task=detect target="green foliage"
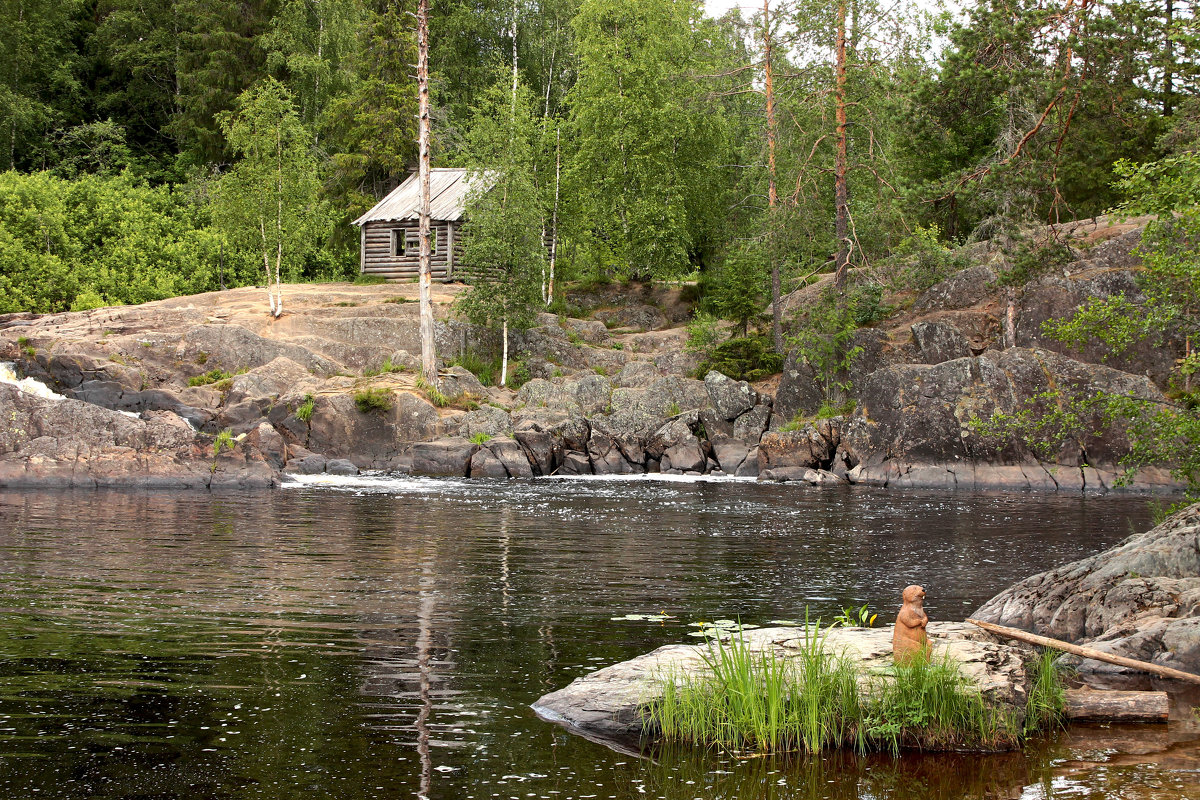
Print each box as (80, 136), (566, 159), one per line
(212, 428), (236, 456)
(886, 225), (968, 293)
(188, 369), (233, 387)
(506, 360), (531, 390)
(996, 237), (1074, 287)
(787, 287), (866, 407)
(447, 351), (502, 387)
(353, 387), (393, 413)
(832, 604), (878, 628)
(684, 312), (723, 358)
(705, 246), (766, 335)
(566, 0), (730, 280)
(363, 356), (405, 378)
(468, 432), (493, 445)
(295, 394), (315, 422)
(0, 172), (222, 313)
(699, 335), (783, 382)
(1024, 649), (1066, 735)
(648, 623), (1033, 756)
(215, 78), (325, 315)
(456, 73), (546, 385)
(413, 377), (451, 408)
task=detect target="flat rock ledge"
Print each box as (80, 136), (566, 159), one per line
(532, 622), (1032, 744)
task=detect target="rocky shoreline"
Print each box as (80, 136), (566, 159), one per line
(0, 217), (1188, 493)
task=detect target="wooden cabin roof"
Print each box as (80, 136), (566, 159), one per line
(353, 168), (491, 226)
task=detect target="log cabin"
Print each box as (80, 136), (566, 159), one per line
(352, 168), (481, 281)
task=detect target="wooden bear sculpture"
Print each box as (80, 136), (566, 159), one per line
(892, 584), (929, 664)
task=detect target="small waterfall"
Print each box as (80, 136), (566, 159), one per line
(0, 362), (64, 401)
(1, 361), (141, 419)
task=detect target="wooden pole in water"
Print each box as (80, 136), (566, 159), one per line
(967, 618), (1200, 685)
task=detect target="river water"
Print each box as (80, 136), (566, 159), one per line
(0, 476), (1195, 799)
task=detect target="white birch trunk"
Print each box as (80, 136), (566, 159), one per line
(500, 316), (509, 387)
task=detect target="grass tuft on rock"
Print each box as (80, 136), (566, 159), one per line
(354, 388), (393, 413)
(646, 627), (1060, 756)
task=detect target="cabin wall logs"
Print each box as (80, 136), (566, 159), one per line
(361, 221), (461, 280)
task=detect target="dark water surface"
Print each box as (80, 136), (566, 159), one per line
(0, 476), (1195, 799)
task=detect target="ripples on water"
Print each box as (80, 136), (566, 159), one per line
(0, 477), (1193, 799)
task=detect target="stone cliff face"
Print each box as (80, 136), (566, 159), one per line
(974, 503), (1200, 676)
(0, 217), (1187, 491)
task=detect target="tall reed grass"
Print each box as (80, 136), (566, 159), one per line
(645, 628), (1063, 756)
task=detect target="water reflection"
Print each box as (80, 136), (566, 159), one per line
(0, 481), (1186, 799)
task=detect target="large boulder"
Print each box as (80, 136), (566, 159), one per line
(469, 447), (509, 478)
(594, 304), (669, 332)
(843, 348), (1166, 469)
(911, 320), (972, 364)
(533, 623), (1034, 743)
(588, 431), (639, 475)
(974, 504), (1200, 676)
(914, 264), (998, 312)
(411, 438), (478, 477)
(487, 437), (534, 478)
(759, 422), (839, 471)
(704, 370), (756, 420)
(305, 390), (441, 470)
(456, 405), (512, 439)
(732, 403), (771, 442)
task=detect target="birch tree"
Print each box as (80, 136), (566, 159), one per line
(458, 75), (544, 387)
(216, 78), (320, 318)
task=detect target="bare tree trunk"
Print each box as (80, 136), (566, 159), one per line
(832, 0), (852, 291)
(763, 0), (783, 353)
(511, 0), (519, 116)
(417, 0), (438, 383)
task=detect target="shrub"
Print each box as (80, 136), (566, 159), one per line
(699, 335), (783, 382)
(684, 311), (722, 358)
(354, 388), (393, 413)
(886, 224), (968, 293)
(997, 238), (1074, 287)
(212, 428), (235, 456)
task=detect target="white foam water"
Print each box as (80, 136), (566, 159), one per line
(1, 361), (141, 419)
(0, 361), (64, 401)
(282, 470), (755, 493)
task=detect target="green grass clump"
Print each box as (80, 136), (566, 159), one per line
(189, 369), (232, 387)
(648, 625), (1052, 756)
(414, 376), (451, 408)
(354, 388), (394, 413)
(296, 394), (315, 422)
(363, 356), (406, 378)
(469, 432), (493, 445)
(353, 274), (387, 285)
(1023, 648), (1066, 735)
(447, 351), (501, 386)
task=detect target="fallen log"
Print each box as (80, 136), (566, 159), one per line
(1063, 688), (1169, 722)
(966, 618), (1200, 685)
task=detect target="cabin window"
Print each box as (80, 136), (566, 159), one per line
(391, 229), (406, 258)
(431, 229), (438, 255)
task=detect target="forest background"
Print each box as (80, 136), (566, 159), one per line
(0, 0), (1196, 332)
